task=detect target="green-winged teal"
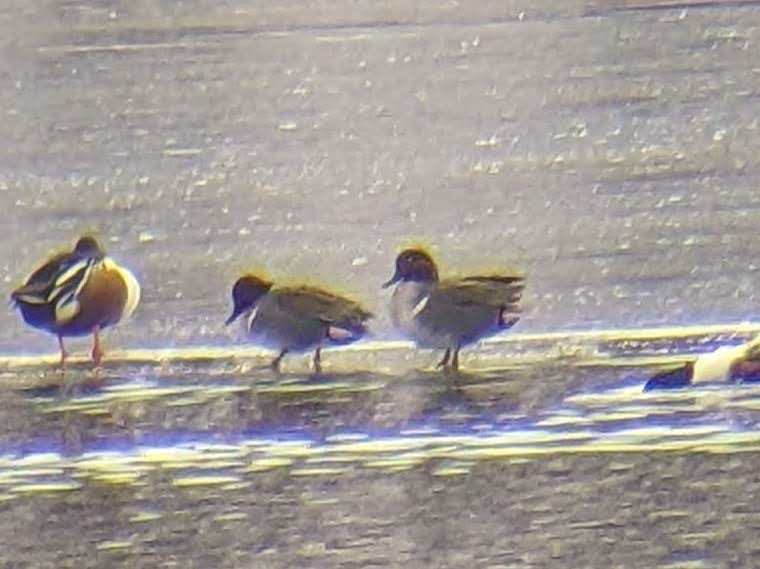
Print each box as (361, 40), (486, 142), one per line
(383, 248), (524, 371)
(226, 274), (372, 373)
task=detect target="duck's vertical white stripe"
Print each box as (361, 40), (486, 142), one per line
(246, 306), (260, 333)
(411, 295), (429, 317)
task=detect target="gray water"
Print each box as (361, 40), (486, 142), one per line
(2, 0), (760, 567)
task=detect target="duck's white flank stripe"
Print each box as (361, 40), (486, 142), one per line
(246, 306), (260, 333)
(411, 295), (429, 317)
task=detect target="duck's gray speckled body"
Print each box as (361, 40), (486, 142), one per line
(227, 275), (371, 373)
(384, 249), (524, 370)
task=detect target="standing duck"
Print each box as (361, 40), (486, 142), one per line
(382, 248), (525, 371)
(226, 274), (372, 373)
(11, 235), (141, 367)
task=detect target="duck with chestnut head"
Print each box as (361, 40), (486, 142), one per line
(226, 274), (372, 373)
(383, 248), (525, 371)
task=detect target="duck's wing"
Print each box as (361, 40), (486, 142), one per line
(436, 274), (525, 311)
(275, 287), (372, 338)
(11, 252), (98, 321)
(407, 274), (524, 337)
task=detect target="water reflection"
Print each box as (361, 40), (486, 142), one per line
(0, 335), (755, 502)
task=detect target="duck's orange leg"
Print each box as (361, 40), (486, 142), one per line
(57, 335), (69, 368)
(91, 325), (104, 367)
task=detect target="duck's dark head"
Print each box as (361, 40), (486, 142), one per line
(74, 235), (105, 260)
(226, 275), (273, 325)
(382, 248), (439, 288)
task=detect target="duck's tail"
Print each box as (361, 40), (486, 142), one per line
(325, 309), (373, 345)
(466, 275), (524, 329)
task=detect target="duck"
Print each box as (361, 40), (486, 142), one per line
(10, 235), (141, 367)
(226, 274), (372, 373)
(382, 248), (525, 371)
(644, 336), (760, 391)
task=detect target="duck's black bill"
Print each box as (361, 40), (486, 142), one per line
(382, 272), (400, 289)
(643, 363), (693, 392)
(225, 309), (243, 326)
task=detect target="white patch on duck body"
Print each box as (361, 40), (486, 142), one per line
(51, 259), (92, 297)
(52, 260), (97, 325)
(389, 281), (454, 348)
(411, 295), (429, 317)
(54, 295), (81, 324)
(245, 306), (260, 333)
(33, 259), (95, 324)
(692, 343), (749, 384)
(389, 281), (430, 337)
(326, 325), (354, 344)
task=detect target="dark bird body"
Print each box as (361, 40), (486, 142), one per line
(11, 236), (140, 366)
(227, 275), (371, 373)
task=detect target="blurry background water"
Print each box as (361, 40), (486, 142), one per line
(2, 0), (760, 567)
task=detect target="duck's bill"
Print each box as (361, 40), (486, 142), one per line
(382, 272), (400, 289)
(225, 309), (242, 326)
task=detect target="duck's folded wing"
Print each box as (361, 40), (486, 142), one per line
(11, 255), (95, 314)
(438, 274), (525, 310)
(276, 287), (372, 336)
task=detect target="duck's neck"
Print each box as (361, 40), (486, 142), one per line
(390, 280), (433, 331)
